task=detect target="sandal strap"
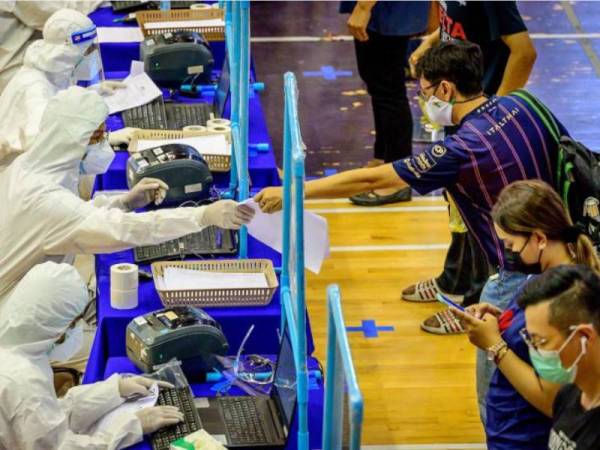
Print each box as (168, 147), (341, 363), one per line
(435, 309), (464, 334)
(415, 278), (439, 300)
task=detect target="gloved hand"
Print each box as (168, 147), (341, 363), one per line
(198, 200), (255, 229)
(119, 375), (174, 399)
(121, 177), (169, 210)
(135, 406), (184, 434)
(109, 127), (139, 147)
(92, 80), (127, 95)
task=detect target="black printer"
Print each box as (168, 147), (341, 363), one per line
(127, 144), (213, 205)
(126, 306), (229, 374)
(141, 30), (214, 88)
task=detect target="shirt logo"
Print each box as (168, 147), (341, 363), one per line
(548, 429), (576, 450)
(431, 145), (447, 158)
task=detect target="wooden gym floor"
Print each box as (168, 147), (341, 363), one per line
(304, 198), (485, 447)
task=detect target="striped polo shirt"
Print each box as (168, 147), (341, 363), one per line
(393, 94), (567, 268)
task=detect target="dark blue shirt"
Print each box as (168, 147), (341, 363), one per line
(393, 94), (567, 268)
(439, 1), (528, 95)
(486, 286), (552, 450)
(339, 1), (429, 37)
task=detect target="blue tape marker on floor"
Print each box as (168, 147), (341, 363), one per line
(324, 168), (338, 176)
(346, 320), (395, 338)
(303, 65), (353, 80)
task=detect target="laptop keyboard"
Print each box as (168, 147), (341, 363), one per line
(165, 103), (212, 128)
(152, 387), (203, 450)
(134, 227), (237, 263)
(219, 397), (269, 445)
(122, 97), (169, 130)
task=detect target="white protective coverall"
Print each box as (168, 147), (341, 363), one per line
(0, 86), (236, 304)
(0, 7), (104, 162)
(0, 1), (102, 94)
(0, 261), (145, 449)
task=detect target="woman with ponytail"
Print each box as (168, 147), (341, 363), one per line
(452, 179), (600, 450)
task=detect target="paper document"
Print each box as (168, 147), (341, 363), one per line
(243, 199), (330, 274)
(97, 27), (144, 43)
(144, 19), (225, 30)
(91, 383), (159, 433)
(130, 60), (145, 76)
(160, 267), (268, 290)
(137, 134), (231, 156)
(104, 72), (162, 115)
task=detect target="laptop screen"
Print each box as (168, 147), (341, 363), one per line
(272, 328), (297, 431)
(213, 55), (230, 118)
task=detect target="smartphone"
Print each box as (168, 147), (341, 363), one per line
(436, 293), (466, 312)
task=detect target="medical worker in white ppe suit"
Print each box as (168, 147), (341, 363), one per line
(0, 8), (133, 166)
(0, 261), (184, 449)
(0, 1), (103, 93)
(0, 86), (254, 306)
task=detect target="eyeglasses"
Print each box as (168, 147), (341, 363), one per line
(520, 325), (579, 354)
(417, 81), (441, 102)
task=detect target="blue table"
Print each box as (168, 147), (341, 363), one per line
(84, 235), (315, 385)
(92, 356), (324, 450)
(100, 88), (278, 192)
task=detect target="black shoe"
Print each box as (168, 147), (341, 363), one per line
(349, 187), (412, 206)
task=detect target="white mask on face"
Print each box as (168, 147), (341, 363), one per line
(425, 95), (455, 127)
(48, 322), (84, 362)
(80, 140), (115, 175)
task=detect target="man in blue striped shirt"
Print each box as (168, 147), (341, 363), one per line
(256, 40), (566, 273)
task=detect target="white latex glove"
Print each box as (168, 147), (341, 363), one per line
(109, 127), (139, 146)
(121, 177), (169, 210)
(92, 80), (127, 95)
(198, 200), (255, 230)
(118, 375), (174, 399)
(136, 406), (184, 434)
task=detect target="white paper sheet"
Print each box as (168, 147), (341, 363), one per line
(242, 199), (330, 274)
(144, 18), (225, 30)
(130, 60), (145, 76)
(97, 27), (144, 43)
(104, 72), (162, 115)
(90, 383), (159, 434)
(137, 134), (231, 156)
(161, 267), (268, 290)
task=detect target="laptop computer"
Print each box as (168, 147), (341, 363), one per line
(196, 327), (296, 449)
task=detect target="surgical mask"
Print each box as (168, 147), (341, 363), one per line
(48, 322), (84, 362)
(528, 330), (587, 384)
(425, 95), (455, 127)
(80, 140), (115, 175)
(504, 235), (543, 274)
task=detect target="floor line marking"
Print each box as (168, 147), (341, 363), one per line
(362, 445), (487, 450)
(561, 1), (600, 77)
(331, 244), (448, 252)
(312, 206), (447, 214)
(251, 33), (600, 43)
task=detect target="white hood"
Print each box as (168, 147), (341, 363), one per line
(18, 85), (108, 188)
(0, 262), (88, 356)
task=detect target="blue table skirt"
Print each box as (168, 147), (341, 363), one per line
(85, 235), (315, 384)
(94, 356), (324, 450)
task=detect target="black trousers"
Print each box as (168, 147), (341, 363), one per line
(436, 231), (492, 306)
(354, 31), (413, 163)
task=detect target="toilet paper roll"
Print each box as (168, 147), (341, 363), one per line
(207, 125), (231, 133)
(206, 118), (231, 128)
(190, 3), (211, 9)
(110, 263), (138, 290)
(183, 125), (207, 133)
(111, 287), (138, 310)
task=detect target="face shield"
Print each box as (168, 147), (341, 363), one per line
(70, 25), (105, 89)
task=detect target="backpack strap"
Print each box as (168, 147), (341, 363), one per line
(511, 89), (561, 143)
